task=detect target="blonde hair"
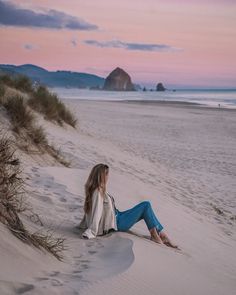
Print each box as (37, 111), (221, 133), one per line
(84, 163), (109, 214)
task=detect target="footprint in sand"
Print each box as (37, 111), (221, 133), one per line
(74, 197), (84, 203)
(85, 242), (94, 248)
(39, 195), (53, 204)
(74, 215), (81, 221)
(80, 263), (89, 270)
(49, 271), (60, 277)
(50, 279), (63, 286)
(35, 277), (50, 282)
(88, 250), (97, 255)
(73, 270), (83, 274)
(79, 259), (90, 263)
(16, 284), (35, 294)
(69, 204), (83, 212)
(31, 167), (38, 172)
(72, 274), (83, 279)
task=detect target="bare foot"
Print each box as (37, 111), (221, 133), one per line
(150, 236), (164, 244)
(163, 240), (179, 249)
(149, 227), (164, 244)
(159, 231), (180, 249)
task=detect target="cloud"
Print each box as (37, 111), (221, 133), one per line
(0, 0), (98, 30)
(71, 38), (77, 47)
(84, 39), (182, 52)
(23, 43), (38, 50)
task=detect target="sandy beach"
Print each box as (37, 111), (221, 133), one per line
(1, 99), (236, 295)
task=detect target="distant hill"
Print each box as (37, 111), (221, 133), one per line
(0, 64), (105, 89)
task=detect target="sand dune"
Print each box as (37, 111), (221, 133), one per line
(1, 99), (235, 294)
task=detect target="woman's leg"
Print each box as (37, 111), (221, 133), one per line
(116, 201), (164, 243)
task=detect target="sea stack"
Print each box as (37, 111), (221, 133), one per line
(156, 83), (166, 91)
(103, 67), (135, 91)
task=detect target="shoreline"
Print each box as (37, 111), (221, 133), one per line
(62, 98), (236, 111)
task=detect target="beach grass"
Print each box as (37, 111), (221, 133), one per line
(0, 77), (71, 166)
(0, 94), (70, 166)
(0, 74), (33, 93)
(3, 94), (35, 129)
(0, 82), (5, 98)
(28, 85), (77, 128)
(0, 131), (66, 260)
(0, 74), (77, 128)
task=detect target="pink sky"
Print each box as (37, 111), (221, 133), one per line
(0, 0), (236, 88)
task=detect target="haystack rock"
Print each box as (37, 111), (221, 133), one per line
(103, 67), (135, 91)
(156, 82), (166, 91)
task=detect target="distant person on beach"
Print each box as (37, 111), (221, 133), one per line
(78, 163), (178, 248)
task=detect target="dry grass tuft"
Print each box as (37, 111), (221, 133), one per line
(0, 77), (71, 166)
(1, 94), (70, 166)
(0, 74), (77, 128)
(0, 74), (15, 88)
(0, 82), (5, 98)
(45, 144), (71, 167)
(0, 74), (33, 93)
(1, 94), (49, 151)
(0, 134), (26, 214)
(28, 85), (77, 128)
(0, 131), (66, 260)
(14, 75), (33, 93)
(3, 95), (34, 129)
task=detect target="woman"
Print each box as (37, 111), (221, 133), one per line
(78, 163), (178, 248)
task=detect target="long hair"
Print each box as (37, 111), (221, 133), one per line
(84, 163), (109, 214)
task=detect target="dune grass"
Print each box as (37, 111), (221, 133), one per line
(1, 94), (70, 166)
(3, 95), (35, 130)
(0, 74), (15, 88)
(2, 94), (48, 147)
(0, 82), (5, 98)
(0, 132), (65, 260)
(14, 74), (34, 93)
(0, 74), (33, 93)
(0, 74), (77, 128)
(28, 85), (77, 127)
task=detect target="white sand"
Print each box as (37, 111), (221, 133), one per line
(0, 100), (235, 295)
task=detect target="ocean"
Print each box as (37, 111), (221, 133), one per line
(50, 88), (236, 108)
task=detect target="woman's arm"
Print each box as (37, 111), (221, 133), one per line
(82, 189), (104, 239)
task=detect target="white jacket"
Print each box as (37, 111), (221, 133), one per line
(78, 188), (118, 239)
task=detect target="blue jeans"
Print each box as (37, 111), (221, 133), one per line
(115, 201), (164, 233)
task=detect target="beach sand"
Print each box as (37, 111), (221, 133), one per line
(0, 99), (235, 295)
